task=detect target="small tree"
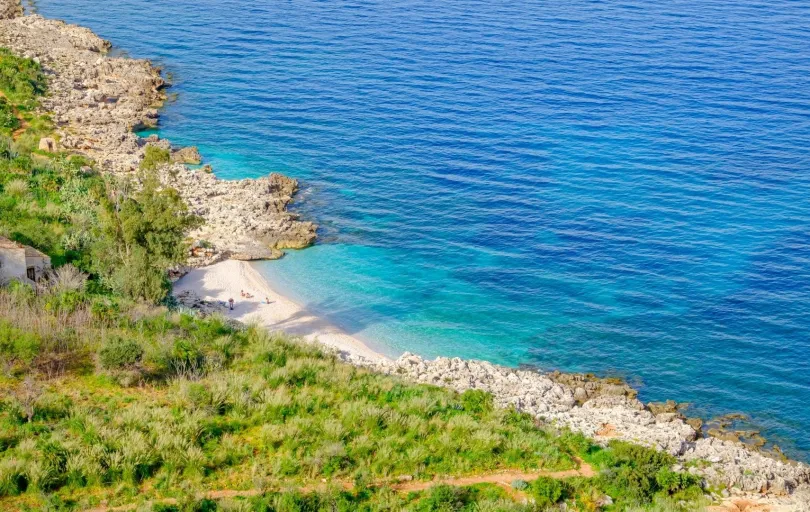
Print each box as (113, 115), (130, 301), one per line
(93, 172), (201, 303)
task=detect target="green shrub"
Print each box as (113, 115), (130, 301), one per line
(0, 98), (18, 132)
(3, 178), (27, 197)
(530, 476), (565, 507)
(0, 48), (47, 104)
(416, 484), (472, 512)
(99, 336), (144, 369)
(0, 320), (41, 369)
(592, 440), (702, 506)
(460, 389), (494, 414)
(140, 145), (171, 171)
(44, 290), (87, 314)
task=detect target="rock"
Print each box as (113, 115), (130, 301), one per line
(0, 0), (21, 20)
(174, 289), (228, 317)
(159, 166), (317, 259)
(38, 137), (56, 152)
(171, 145), (201, 164)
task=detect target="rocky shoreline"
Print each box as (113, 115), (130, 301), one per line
(0, 2), (316, 261)
(349, 353), (810, 506)
(2, 1), (809, 508)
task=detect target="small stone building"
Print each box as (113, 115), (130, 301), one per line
(0, 236), (51, 284)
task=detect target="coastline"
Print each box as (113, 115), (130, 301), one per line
(177, 261), (810, 505)
(2, 1), (810, 507)
(173, 260), (387, 363)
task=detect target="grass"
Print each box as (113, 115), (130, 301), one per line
(0, 136), (102, 268)
(0, 288), (586, 507)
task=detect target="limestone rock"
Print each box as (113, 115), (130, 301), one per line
(0, 0), (21, 20)
(38, 137), (56, 152)
(171, 146), (202, 165)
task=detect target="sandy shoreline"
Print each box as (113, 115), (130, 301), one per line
(173, 259), (388, 363)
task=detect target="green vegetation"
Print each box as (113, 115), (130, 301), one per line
(0, 48), (47, 105)
(0, 285), (706, 511)
(0, 98), (19, 132)
(0, 287), (583, 507)
(91, 172), (201, 302)
(0, 48), (51, 146)
(140, 145), (172, 171)
(0, 49), (709, 511)
(0, 135), (199, 302)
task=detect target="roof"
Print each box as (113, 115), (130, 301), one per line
(0, 236), (24, 251)
(0, 236), (49, 258)
(24, 246), (49, 259)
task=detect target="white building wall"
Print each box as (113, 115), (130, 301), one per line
(0, 249), (27, 282)
(25, 255), (51, 280)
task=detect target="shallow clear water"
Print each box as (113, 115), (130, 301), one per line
(34, 0), (810, 459)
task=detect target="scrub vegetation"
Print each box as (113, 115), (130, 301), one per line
(0, 50), (708, 511)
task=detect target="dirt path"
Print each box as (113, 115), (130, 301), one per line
(88, 460), (595, 512)
(389, 460), (595, 494)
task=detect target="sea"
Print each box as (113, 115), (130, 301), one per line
(32, 0), (810, 460)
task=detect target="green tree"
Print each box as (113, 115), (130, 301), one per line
(94, 172), (200, 303)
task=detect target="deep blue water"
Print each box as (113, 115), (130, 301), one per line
(34, 0), (810, 459)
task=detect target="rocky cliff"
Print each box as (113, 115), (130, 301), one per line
(0, 13), (316, 261)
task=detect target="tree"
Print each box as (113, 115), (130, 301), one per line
(93, 172), (201, 303)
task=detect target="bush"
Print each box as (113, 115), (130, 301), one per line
(593, 440), (702, 506)
(416, 484), (472, 512)
(140, 145), (171, 171)
(530, 476), (565, 507)
(0, 48), (47, 104)
(0, 98), (18, 132)
(3, 178), (27, 197)
(0, 320), (40, 369)
(461, 389), (494, 414)
(99, 336), (144, 370)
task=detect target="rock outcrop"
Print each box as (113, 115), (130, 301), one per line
(350, 352), (810, 507)
(160, 163), (317, 260)
(0, 13), (316, 261)
(171, 145), (202, 165)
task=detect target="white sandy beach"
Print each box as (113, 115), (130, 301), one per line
(173, 260), (388, 362)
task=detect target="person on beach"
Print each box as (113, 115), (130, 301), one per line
(266, 297), (270, 304)
(228, 298), (234, 311)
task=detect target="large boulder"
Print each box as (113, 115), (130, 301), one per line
(171, 146), (202, 165)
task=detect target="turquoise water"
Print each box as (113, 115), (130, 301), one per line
(35, 0), (810, 459)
